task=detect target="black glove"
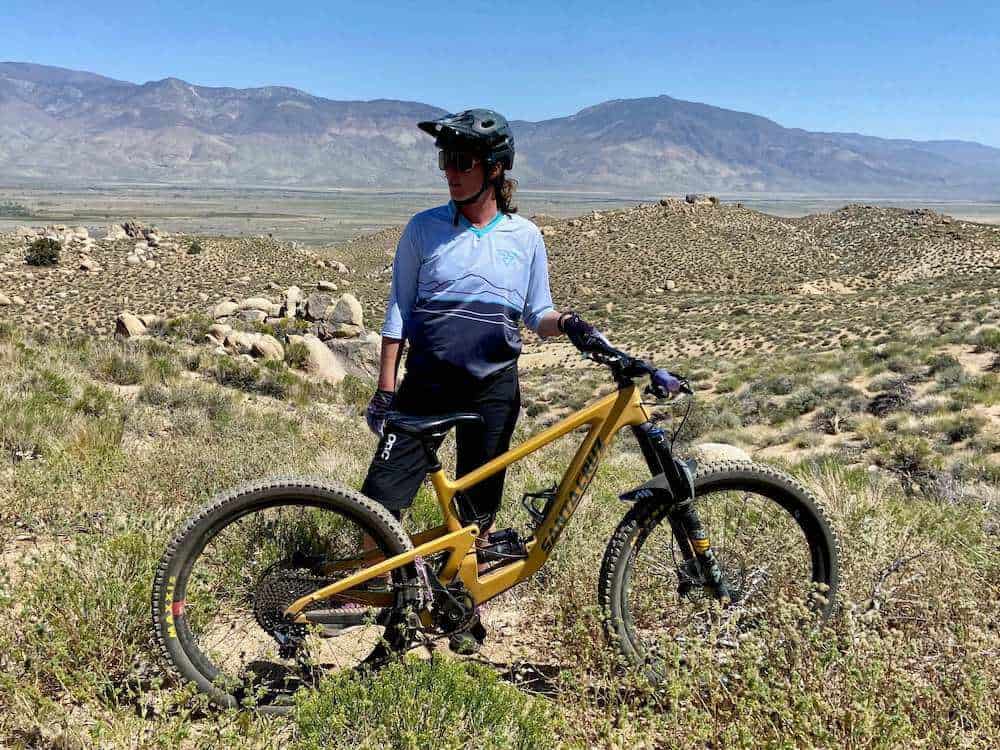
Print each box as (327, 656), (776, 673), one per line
(365, 389), (395, 436)
(559, 312), (612, 353)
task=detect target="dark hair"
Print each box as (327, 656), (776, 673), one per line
(494, 170), (518, 215)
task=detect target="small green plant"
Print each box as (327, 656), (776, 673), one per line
(73, 383), (116, 417)
(164, 314), (213, 343)
(187, 239), (204, 255)
(284, 339), (310, 369)
(971, 326), (1000, 353)
(339, 374), (370, 408)
(294, 656), (558, 750)
(25, 237), (61, 266)
(95, 351), (145, 385)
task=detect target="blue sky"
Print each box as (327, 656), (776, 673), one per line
(4, 1), (999, 146)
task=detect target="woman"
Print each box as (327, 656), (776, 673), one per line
(362, 108), (606, 652)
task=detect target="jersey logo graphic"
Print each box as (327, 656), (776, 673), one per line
(381, 433), (397, 461)
(498, 249), (519, 266)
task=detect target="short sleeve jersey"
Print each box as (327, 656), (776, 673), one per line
(381, 202), (555, 380)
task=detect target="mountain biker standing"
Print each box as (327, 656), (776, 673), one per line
(362, 108), (607, 653)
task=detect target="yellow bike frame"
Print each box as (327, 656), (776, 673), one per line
(285, 383), (652, 622)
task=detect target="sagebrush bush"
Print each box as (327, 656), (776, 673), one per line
(284, 339), (310, 369)
(24, 237), (61, 266)
(294, 656), (558, 750)
(95, 350), (145, 385)
(971, 326), (1000, 353)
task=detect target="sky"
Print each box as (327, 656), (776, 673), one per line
(4, 1), (999, 147)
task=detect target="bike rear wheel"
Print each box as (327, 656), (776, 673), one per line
(599, 460), (839, 682)
(151, 477), (414, 714)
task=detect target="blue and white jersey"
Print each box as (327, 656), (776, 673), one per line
(381, 202), (555, 379)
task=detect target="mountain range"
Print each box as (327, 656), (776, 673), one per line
(2, 61), (998, 197)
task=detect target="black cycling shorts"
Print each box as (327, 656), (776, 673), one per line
(360, 364), (520, 520)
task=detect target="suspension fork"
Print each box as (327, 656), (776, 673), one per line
(629, 422), (733, 601)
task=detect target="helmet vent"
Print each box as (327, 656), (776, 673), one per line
(482, 119), (495, 128)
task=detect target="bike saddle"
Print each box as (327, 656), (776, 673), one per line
(383, 411), (484, 438)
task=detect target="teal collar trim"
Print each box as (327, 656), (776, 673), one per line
(449, 200), (504, 237)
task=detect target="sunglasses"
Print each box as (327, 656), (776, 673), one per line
(438, 150), (480, 172)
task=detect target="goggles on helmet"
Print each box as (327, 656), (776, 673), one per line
(438, 150), (480, 173)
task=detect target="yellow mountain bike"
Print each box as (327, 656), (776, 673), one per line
(151, 341), (840, 713)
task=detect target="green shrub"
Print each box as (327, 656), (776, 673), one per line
(4, 530), (162, 706)
(95, 351), (145, 385)
(339, 374), (370, 408)
(284, 339), (310, 369)
(972, 327), (1000, 353)
(934, 414), (984, 444)
(186, 239), (204, 255)
(875, 435), (942, 478)
(25, 237), (61, 266)
(213, 355), (260, 392)
(294, 656), (558, 750)
(73, 383), (117, 417)
(163, 314), (213, 343)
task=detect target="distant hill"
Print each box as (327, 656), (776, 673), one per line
(2, 61), (999, 196)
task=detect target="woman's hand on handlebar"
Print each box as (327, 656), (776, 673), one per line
(558, 312), (613, 353)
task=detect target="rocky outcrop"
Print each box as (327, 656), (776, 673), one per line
(690, 443), (752, 464)
(115, 311), (147, 338)
(289, 334), (346, 384)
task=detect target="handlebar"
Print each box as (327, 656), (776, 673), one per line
(578, 334), (693, 398)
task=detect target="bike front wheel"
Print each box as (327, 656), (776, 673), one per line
(599, 460), (840, 682)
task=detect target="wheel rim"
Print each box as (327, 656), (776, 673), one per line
(621, 485), (831, 673)
(168, 499), (408, 707)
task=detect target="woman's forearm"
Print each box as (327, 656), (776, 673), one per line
(377, 337), (404, 391)
(536, 309), (565, 339)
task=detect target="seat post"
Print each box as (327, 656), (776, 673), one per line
(420, 436), (443, 472)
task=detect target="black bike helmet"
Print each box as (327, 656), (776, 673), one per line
(418, 109), (515, 170)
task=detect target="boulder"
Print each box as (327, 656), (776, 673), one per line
(0, 293), (10, 306)
(305, 292), (333, 321)
(206, 323), (232, 344)
(11, 295), (24, 306)
(115, 312), (147, 338)
(251, 334), (284, 361)
(143, 259), (156, 269)
(104, 224), (128, 241)
(224, 330), (258, 354)
(317, 280), (338, 291)
(284, 285), (302, 317)
(289, 334), (346, 384)
(238, 309), (267, 323)
(126, 255), (141, 266)
(324, 332), (380, 379)
(665, 280), (677, 291)
(318, 322), (363, 339)
(213, 300), (239, 318)
(329, 260), (349, 274)
(138, 314), (163, 328)
(328, 293), (364, 327)
(122, 220), (145, 239)
(239, 297), (274, 311)
(690, 443), (752, 464)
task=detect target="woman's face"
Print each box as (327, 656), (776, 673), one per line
(443, 153), (486, 202)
